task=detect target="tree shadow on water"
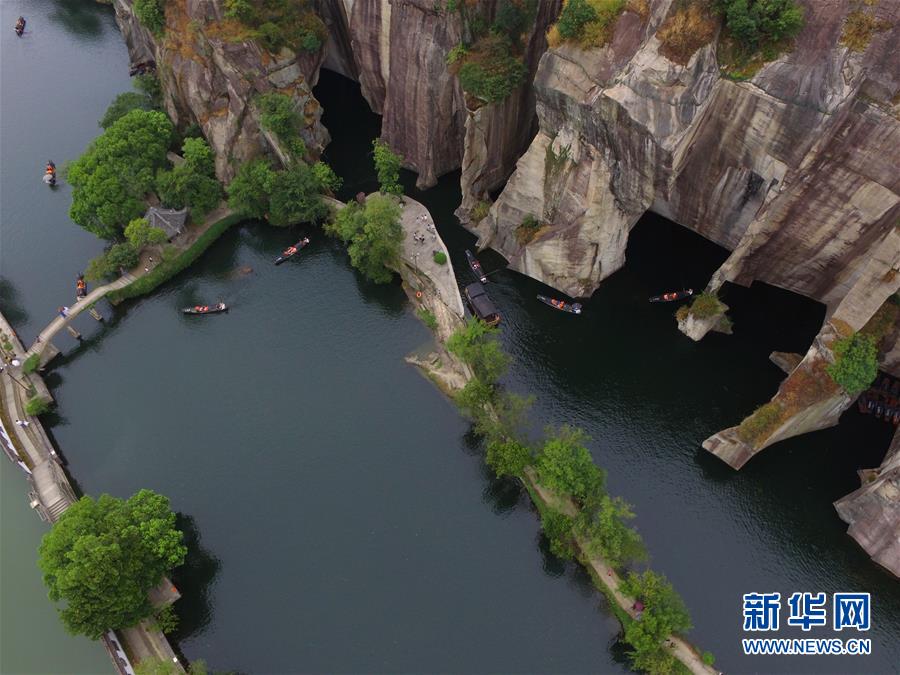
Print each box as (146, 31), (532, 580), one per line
(170, 514), (220, 644)
(0, 277), (29, 326)
(48, 0), (111, 39)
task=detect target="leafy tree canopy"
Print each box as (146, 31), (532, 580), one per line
(227, 159), (277, 220)
(125, 217), (168, 249)
(346, 194), (403, 283)
(68, 109), (174, 240)
(827, 332), (878, 395)
(100, 92), (157, 130)
(446, 317), (509, 383)
(267, 162), (329, 227)
(372, 139), (403, 196)
(38, 490), (186, 639)
(535, 425), (605, 501)
(717, 0), (804, 50)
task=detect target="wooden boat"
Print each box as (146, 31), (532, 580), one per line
(465, 249), (488, 283)
(182, 302), (227, 315)
(464, 282), (500, 326)
(537, 295), (582, 315)
(274, 237), (310, 265)
(649, 289), (693, 303)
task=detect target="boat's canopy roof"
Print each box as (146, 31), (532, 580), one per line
(465, 282), (499, 320)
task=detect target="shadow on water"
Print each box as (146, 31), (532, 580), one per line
(47, 0), (111, 39)
(170, 514), (220, 644)
(0, 277), (29, 326)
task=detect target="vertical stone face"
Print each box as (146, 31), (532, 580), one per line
(113, 0), (330, 182)
(479, 0), (900, 315)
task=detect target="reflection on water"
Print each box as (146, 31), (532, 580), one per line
(47, 0), (109, 39)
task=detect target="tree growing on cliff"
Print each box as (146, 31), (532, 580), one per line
(38, 489), (187, 639)
(826, 332), (878, 395)
(267, 163), (329, 227)
(227, 159), (277, 220)
(133, 0), (167, 36)
(258, 92), (307, 157)
(68, 109), (174, 240)
(100, 92), (158, 130)
(372, 139), (403, 196)
(716, 0), (804, 51)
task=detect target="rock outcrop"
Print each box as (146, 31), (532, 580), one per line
(472, 0), (900, 305)
(835, 426), (900, 577)
(112, 0), (329, 181)
(318, 0), (559, 189)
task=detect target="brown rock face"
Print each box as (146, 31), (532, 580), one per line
(474, 0), (900, 309)
(112, 0), (329, 181)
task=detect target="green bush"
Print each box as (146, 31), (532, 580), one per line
(25, 396), (53, 416)
(133, 74), (162, 106)
(540, 509), (576, 560)
(716, 0), (804, 51)
(433, 251), (448, 265)
(224, 0), (326, 53)
(324, 196), (403, 283)
(827, 333), (878, 395)
(471, 200), (491, 222)
(100, 92), (156, 130)
(125, 217), (168, 249)
(133, 0), (166, 35)
(620, 570), (692, 671)
(417, 307), (438, 331)
(68, 109), (174, 240)
(258, 93), (307, 157)
(485, 437), (532, 478)
(267, 163), (328, 227)
(312, 161), (342, 194)
(557, 0), (598, 40)
(447, 317), (509, 383)
(22, 353), (40, 374)
(372, 139), (403, 196)
(228, 159), (277, 219)
(458, 36), (527, 103)
(574, 494), (645, 568)
(446, 43), (469, 65)
(535, 425), (605, 502)
(702, 651), (716, 666)
(736, 401), (783, 444)
(155, 138), (222, 218)
(687, 291), (724, 319)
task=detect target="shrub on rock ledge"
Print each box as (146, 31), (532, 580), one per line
(827, 332), (878, 396)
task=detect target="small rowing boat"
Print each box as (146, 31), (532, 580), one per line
(274, 237), (310, 265)
(465, 249), (487, 283)
(649, 288), (693, 303)
(182, 302), (227, 315)
(537, 295), (582, 315)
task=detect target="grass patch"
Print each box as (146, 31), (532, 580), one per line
(107, 212), (243, 303)
(457, 35), (527, 104)
(657, 1), (718, 64)
(515, 214), (542, 245)
(686, 291), (724, 319)
(22, 354), (41, 374)
(841, 6), (891, 52)
(553, 0), (627, 49)
(417, 308), (438, 331)
(471, 200), (491, 223)
(737, 401), (783, 445)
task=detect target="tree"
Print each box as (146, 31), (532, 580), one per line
(323, 202), (365, 243)
(827, 332), (878, 395)
(155, 138), (222, 218)
(557, 0), (597, 40)
(312, 161), (342, 194)
(25, 396), (53, 416)
(258, 92), (306, 156)
(38, 489), (186, 639)
(620, 570), (692, 670)
(125, 217), (168, 249)
(574, 494), (645, 567)
(100, 92), (156, 130)
(106, 242), (141, 272)
(68, 109), (173, 240)
(540, 509), (575, 560)
(346, 195), (403, 283)
(267, 163), (328, 227)
(535, 426), (605, 501)
(227, 159), (276, 219)
(485, 437), (532, 478)
(133, 0), (166, 35)
(372, 139), (403, 196)
(446, 317), (509, 383)
(717, 0), (804, 50)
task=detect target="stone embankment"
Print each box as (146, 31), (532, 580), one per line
(0, 309), (183, 675)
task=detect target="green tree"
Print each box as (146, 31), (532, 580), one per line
(446, 317), (509, 383)
(100, 92), (156, 130)
(312, 161), (342, 194)
(258, 92), (306, 156)
(324, 202), (365, 243)
(133, 74), (163, 106)
(134, 0), (166, 35)
(267, 163), (328, 227)
(485, 437), (532, 478)
(574, 494), (645, 567)
(620, 570), (692, 671)
(125, 217), (168, 249)
(68, 109), (174, 240)
(372, 139), (403, 196)
(346, 194), (403, 283)
(454, 376), (496, 425)
(227, 159), (277, 219)
(827, 332), (878, 395)
(155, 138), (221, 218)
(106, 242), (141, 272)
(717, 0), (804, 50)
(540, 509), (575, 560)
(38, 489), (186, 639)
(25, 397), (53, 416)
(535, 426), (605, 501)
(557, 0), (597, 40)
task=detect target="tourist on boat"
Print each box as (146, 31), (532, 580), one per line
(15, 17), (25, 36)
(46, 161), (56, 174)
(284, 246), (297, 256)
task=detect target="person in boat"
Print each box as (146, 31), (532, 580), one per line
(15, 17), (25, 35)
(302, 237), (310, 245)
(283, 245), (298, 257)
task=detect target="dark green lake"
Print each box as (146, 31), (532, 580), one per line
(2, 2), (899, 673)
